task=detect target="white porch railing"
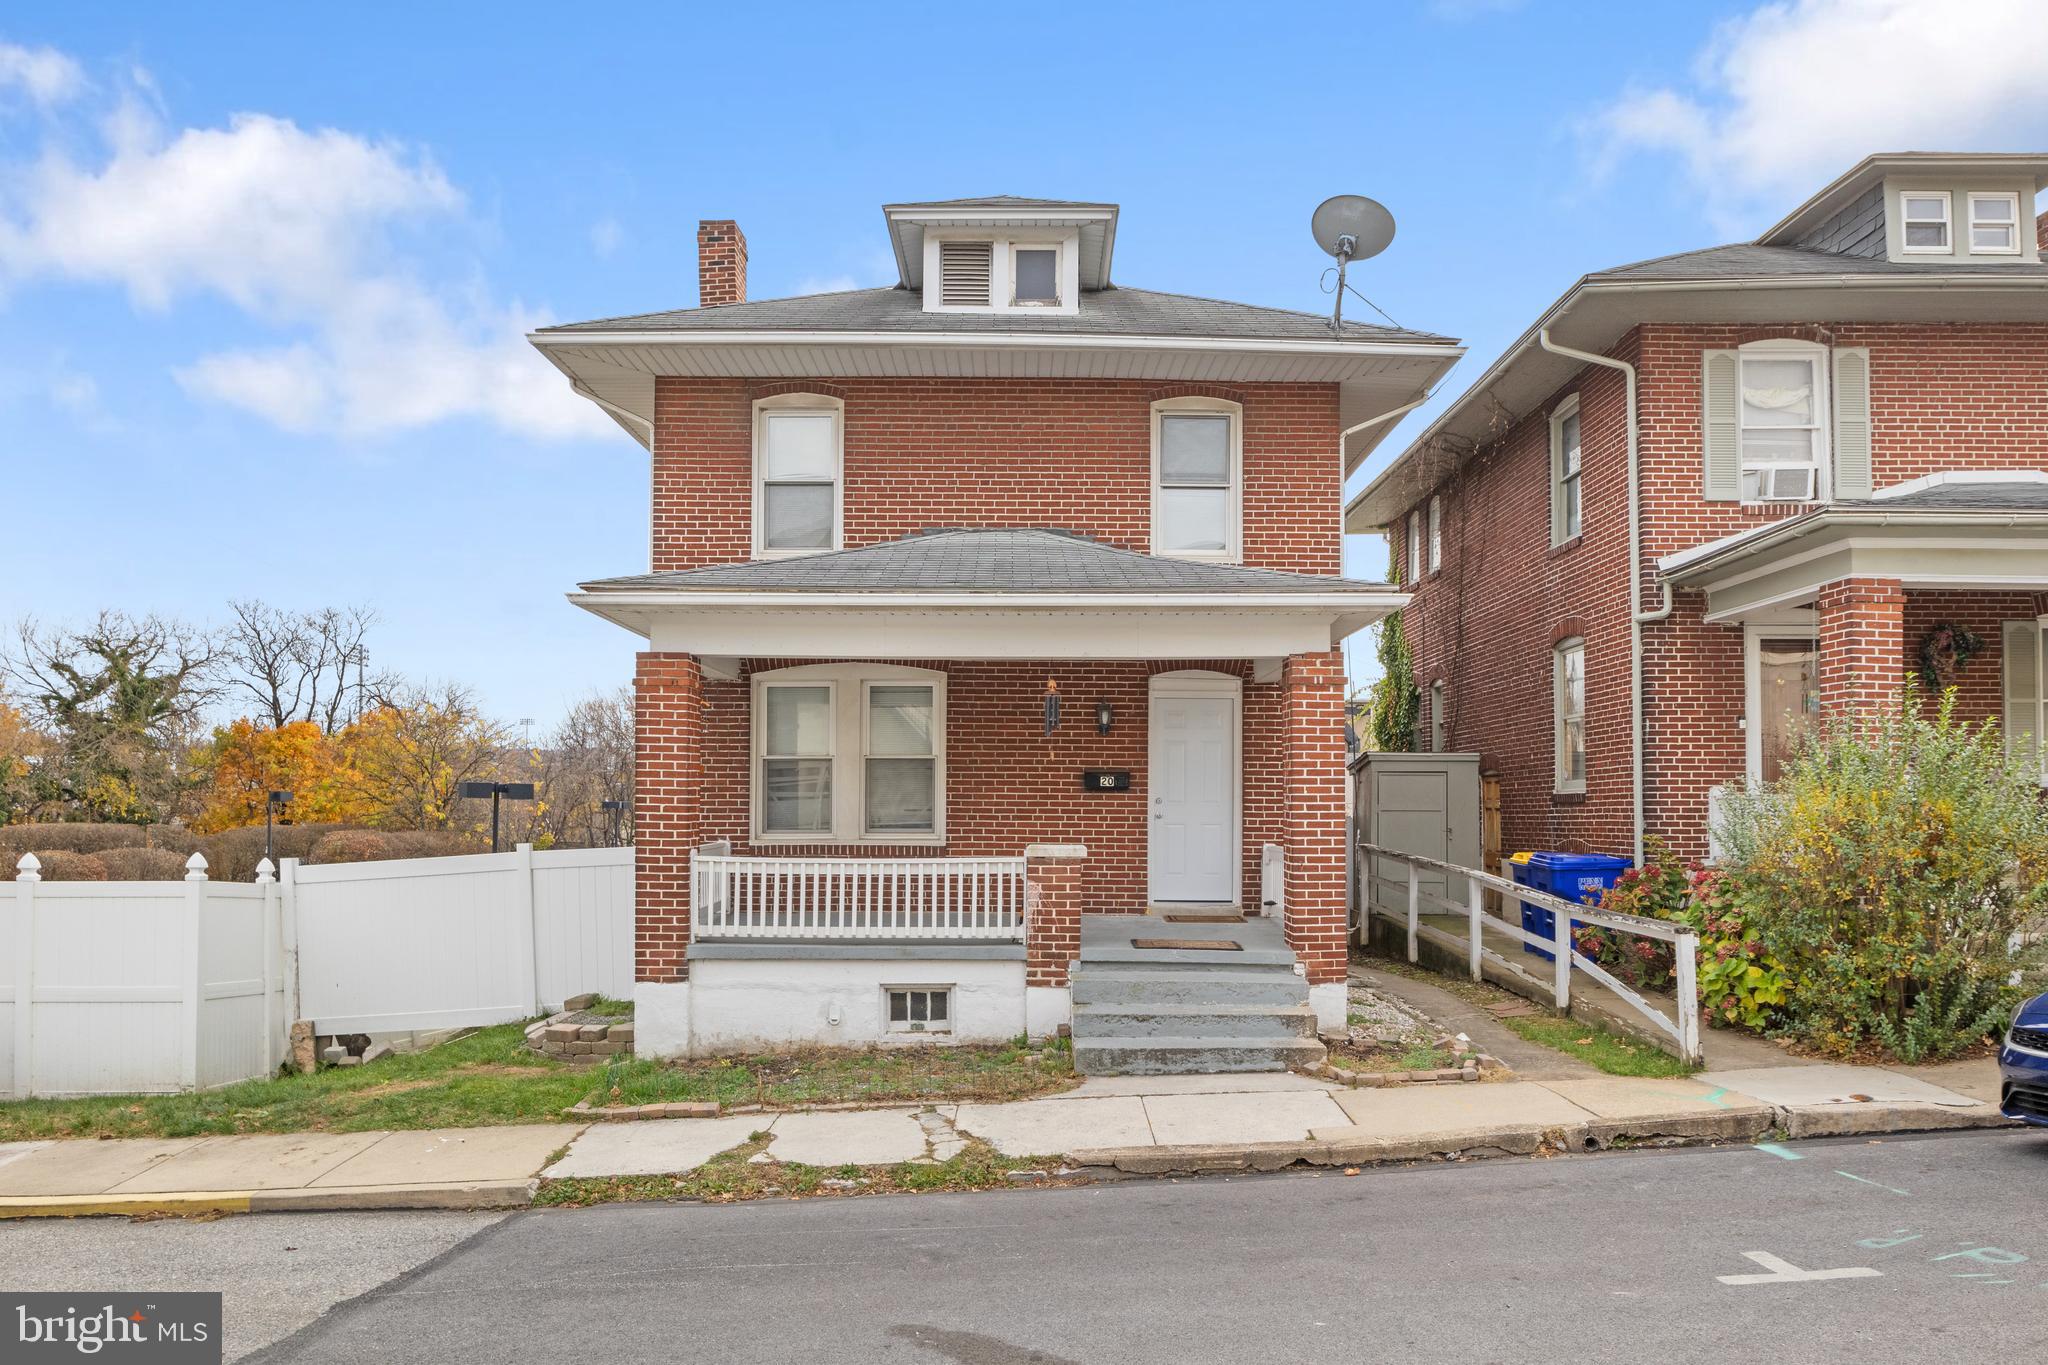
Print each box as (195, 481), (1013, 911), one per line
(1359, 843), (1702, 1066)
(692, 853), (1028, 941)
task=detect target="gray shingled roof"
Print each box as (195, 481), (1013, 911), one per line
(1594, 243), (2048, 282)
(887, 195), (1112, 209)
(538, 285), (1451, 345)
(1873, 480), (2048, 511)
(580, 529), (1395, 595)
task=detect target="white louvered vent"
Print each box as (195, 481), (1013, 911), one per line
(939, 241), (993, 306)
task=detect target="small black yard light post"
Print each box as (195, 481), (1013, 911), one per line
(459, 781), (537, 853)
(600, 798), (626, 848)
(265, 790), (294, 866)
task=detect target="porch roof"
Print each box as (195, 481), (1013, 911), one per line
(1658, 474), (2048, 623)
(571, 530), (1405, 662)
(580, 528), (1395, 596)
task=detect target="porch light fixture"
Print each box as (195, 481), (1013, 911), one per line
(459, 781), (537, 853)
(1095, 700), (1114, 735)
(1044, 678), (1061, 736)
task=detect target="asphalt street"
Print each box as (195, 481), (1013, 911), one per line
(18, 1129), (2048, 1364)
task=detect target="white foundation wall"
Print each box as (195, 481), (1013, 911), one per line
(1309, 981), (1346, 1033)
(676, 959), (1030, 1056)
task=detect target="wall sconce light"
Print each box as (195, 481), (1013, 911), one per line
(1095, 700), (1114, 735)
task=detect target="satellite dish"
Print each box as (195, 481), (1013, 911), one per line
(1311, 195), (1396, 263)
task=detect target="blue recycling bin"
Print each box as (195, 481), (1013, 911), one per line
(1515, 852), (1634, 962)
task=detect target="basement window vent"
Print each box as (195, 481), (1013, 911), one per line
(939, 242), (994, 307)
(885, 986), (952, 1034)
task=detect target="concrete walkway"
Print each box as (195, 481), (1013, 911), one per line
(0, 1058), (2017, 1217)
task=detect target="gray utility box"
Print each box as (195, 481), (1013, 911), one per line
(1348, 752), (1482, 934)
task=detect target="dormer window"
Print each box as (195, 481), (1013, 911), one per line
(1969, 192), (2022, 254)
(1012, 246), (1060, 305)
(1900, 192), (1951, 252)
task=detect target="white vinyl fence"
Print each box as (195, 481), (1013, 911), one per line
(4, 844), (633, 1099)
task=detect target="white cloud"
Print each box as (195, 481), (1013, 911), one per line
(0, 62), (609, 440)
(589, 216), (623, 257)
(0, 41), (83, 107)
(1587, 0), (2048, 228)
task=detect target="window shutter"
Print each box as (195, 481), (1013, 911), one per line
(2004, 619), (2043, 780)
(1702, 350), (1740, 500)
(938, 242), (993, 306)
(1831, 347), (1873, 500)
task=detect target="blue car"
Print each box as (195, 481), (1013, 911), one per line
(2001, 993), (2048, 1126)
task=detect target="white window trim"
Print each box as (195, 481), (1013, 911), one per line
(1553, 638), (1586, 794)
(1900, 190), (1952, 254)
(750, 663), (947, 846)
(921, 229), (1081, 316)
(1548, 394), (1582, 547)
(1009, 242), (1063, 307)
(1742, 619), (1819, 784)
(1406, 509), (1423, 582)
(1736, 339), (1831, 505)
(1427, 495), (1443, 574)
(751, 392), (844, 559)
(882, 985), (953, 1035)
(1967, 191), (2023, 255)
(2005, 615), (2048, 787)
(1150, 396), (1244, 563)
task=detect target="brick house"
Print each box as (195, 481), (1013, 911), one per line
(1348, 152), (2048, 871)
(531, 198), (1460, 1061)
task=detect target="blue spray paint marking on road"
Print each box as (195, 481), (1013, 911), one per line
(1754, 1142), (1803, 1160)
(1835, 1170), (1909, 1196)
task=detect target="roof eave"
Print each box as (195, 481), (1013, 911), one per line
(1659, 506), (2048, 583)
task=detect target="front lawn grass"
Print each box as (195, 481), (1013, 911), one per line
(0, 1030), (1078, 1142)
(535, 1135), (1081, 1209)
(0, 1023), (587, 1141)
(1493, 1014), (1694, 1078)
(589, 1038), (1076, 1111)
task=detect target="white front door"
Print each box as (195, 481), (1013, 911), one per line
(1148, 688), (1238, 903)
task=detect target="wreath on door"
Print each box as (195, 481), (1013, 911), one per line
(1917, 621), (1985, 691)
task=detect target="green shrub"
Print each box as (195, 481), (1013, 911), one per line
(95, 847), (193, 881)
(199, 822), (348, 880)
(309, 829), (394, 864)
(1714, 688), (2048, 1061)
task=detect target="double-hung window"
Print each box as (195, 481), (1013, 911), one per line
(2004, 618), (2047, 785)
(1969, 192), (2022, 254)
(1406, 510), (1423, 583)
(754, 665), (946, 843)
(1554, 639), (1586, 794)
(755, 395), (842, 555)
(1427, 495), (1443, 574)
(760, 685), (834, 835)
(1736, 342), (1827, 503)
(1152, 398), (1241, 559)
(1549, 396), (1582, 544)
(1901, 192), (1951, 252)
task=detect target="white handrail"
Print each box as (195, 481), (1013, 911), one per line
(1359, 842), (1702, 1066)
(692, 853), (1028, 941)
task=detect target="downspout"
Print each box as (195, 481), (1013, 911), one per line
(1536, 330), (1671, 866)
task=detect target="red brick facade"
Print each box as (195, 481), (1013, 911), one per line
(1281, 649), (1349, 986)
(649, 377), (1343, 575)
(1024, 846), (1086, 988)
(1394, 320), (2048, 864)
(634, 652), (703, 983)
(1817, 577), (1907, 716)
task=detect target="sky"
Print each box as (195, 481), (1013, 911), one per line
(6, 0), (2048, 724)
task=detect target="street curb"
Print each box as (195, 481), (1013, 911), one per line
(1775, 1102), (2019, 1139)
(0, 1179), (536, 1221)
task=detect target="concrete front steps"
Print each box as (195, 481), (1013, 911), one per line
(1070, 962), (1328, 1075)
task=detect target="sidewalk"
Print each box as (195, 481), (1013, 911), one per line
(0, 1057), (2017, 1217)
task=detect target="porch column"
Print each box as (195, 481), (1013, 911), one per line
(1282, 649), (1347, 1031)
(1816, 577), (1907, 717)
(634, 651), (703, 987)
(1024, 844), (1086, 1039)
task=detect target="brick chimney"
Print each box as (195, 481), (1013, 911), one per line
(697, 219), (747, 308)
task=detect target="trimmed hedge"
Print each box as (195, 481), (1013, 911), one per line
(31, 850), (109, 881)
(3, 820), (485, 883)
(94, 847), (194, 882)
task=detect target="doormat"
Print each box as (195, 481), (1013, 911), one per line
(1131, 938), (1241, 951)
(1162, 913), (1244, 924)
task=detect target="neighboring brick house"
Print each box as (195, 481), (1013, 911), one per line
(532, 197), (1461, 1060)
(1348, 153), (2048, 869)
